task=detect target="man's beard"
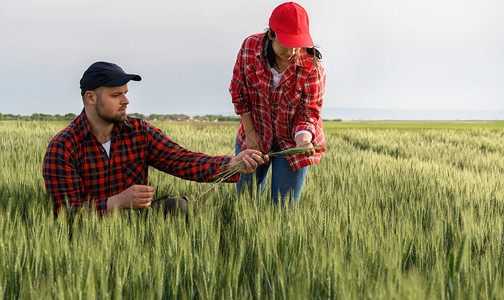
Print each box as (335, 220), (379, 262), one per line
(96, 97), (126, 125)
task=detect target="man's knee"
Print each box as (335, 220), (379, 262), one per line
(150, 195), (188, 216)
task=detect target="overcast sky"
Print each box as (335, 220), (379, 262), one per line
(0, 0), (502, 117)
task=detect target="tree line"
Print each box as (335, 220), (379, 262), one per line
(0, 113), (341, 122)
(0, 113), (241, 122)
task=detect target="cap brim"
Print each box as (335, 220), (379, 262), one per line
(105, 74), (142, 87)
(276, 32), (313, 48)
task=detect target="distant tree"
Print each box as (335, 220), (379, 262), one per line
(194, 115), (207, 121)
(210, 115), (240, 121)
(129, 113), (146, 120)
(64, 113), (77, 120)
(41, 114), (52, 121)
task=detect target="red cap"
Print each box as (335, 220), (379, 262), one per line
(269, 2), (313, 48)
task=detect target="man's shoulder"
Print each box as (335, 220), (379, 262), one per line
(124, 116), (163, 137)
(125, 115), (152, 131)
(125, 115), (144, 126)
(47, 119), (80, 150)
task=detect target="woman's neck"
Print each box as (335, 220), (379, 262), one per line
(274, 59), (290, 73)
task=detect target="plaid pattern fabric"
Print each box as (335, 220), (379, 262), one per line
(230, 33), (326, 171)
(43, 110), (238, 215)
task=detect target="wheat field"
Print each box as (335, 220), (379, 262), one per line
(1, 120), (504, 299)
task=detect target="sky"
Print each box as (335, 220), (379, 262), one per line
(0, 0), (503, 118)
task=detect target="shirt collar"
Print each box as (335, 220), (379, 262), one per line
(75, 109), (92, 138)
(122, 117), (134, 131)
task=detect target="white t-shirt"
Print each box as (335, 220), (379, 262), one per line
(101, 140), (111, 158)
(270, 67), (286, 92)
(269, 67), (313, 141)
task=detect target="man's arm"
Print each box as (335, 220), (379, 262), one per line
(144, 122), (265, 182)
(42, 139), (109, 214)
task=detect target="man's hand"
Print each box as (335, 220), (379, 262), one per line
(230, 149), (269, 174)
(107, 185), (155, 211)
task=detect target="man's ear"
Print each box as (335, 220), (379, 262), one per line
(84, 91), (96, 106)
(267, 29), (273, 40)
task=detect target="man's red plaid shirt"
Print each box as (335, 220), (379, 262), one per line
(43, 111), (238, 215)
(230, 33), (326, 171)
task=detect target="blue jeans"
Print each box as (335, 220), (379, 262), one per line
(235, 138), (309, 205)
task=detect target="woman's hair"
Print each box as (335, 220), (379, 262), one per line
(264, 28), (322, 68)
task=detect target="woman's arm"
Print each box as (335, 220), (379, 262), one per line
(293, 67), (326, 139)
(241, 113), (264, 152)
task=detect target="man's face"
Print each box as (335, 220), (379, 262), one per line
(95, 85), (130, 124)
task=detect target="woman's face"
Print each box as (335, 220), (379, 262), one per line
(270, 33), (301, 62)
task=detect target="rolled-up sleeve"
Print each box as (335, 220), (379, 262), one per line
(293, 67), (326, 137)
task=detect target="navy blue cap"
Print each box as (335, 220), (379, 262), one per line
(80, 61), (141, 96)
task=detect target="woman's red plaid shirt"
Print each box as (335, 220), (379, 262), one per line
(230, 33), (326, 171)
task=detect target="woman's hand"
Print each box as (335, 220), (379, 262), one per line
(229, 149), (269, 174)
(295, 132), (316, 157)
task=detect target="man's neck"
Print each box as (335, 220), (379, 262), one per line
(84, 107), (114, 143)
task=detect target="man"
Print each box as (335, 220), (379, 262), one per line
(43, 61), (267, 216)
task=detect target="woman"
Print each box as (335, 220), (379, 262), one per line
(230, 2), (326, 204)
